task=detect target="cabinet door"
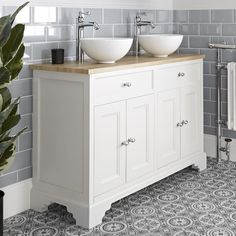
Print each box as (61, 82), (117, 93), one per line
(126, 95), (154, 181)
(94, 101), (126, 196)
(156, 89), (181, 168)
(181, 85), (202, 158)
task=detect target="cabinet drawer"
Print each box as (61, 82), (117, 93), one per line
(94, 71), (154, 105)
(155, 62), (201, 91)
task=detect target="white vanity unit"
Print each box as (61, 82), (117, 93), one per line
(30, 54), (206, 229)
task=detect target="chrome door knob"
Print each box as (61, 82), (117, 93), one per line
(183, 120), (188, 125)
(128, 138), (136, 143)
(177, 122), (183, 127)
(178, 72), (185, 77)
(121, 141), (129, 146)
(123, 82), (132, 87)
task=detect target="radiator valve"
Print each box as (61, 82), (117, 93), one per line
(220, 138), (232, 162)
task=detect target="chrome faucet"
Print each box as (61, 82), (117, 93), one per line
(134, 12), (156, 56)
(76, 11), (99, 63)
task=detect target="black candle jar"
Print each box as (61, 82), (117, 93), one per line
(51, 48), (64, 64)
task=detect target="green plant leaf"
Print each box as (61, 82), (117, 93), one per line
(0, 159), (9, 171)
(10, 2), (29, 25)
(13, 127), (27, 140)
(0, 15), (11, 47)
(1, 143), (14, 160)
(1, 24), (25, 65)
(10, 101), (18, 116)
(0, 131), (11, 142)
(0, 140), (15, 159)
(0, 160), (8, 168)
(6, 44), (24, 81)
(0, 146), (15, 173)
(0, 2), (27, 174)
(0, 87), (12, 111)
(1, 114), (21, 133)
(0, 98), (20, 124)
(0, 67), (10, 86)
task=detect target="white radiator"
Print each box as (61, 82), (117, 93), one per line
(227, 62), (236, 130)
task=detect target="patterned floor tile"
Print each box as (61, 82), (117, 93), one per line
(4, 157), (236, 235)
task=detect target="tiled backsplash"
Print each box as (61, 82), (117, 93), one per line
(1, 6), (236, 188)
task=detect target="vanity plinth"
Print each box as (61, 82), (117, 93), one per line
(30, 54), (206, 228)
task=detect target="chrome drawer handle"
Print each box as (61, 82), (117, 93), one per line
(121, 141), (129, 146)
(128, 138), (136, 143)
(121, 138), (136, 146)
(177, 122), (183, 127)
(177, 120), (188, 127)
(178, 72), (185, 77)
(123, 82), (132, 87)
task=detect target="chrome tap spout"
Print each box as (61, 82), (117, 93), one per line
(76, 12), (100, 63)
(134, 13), (157, 56)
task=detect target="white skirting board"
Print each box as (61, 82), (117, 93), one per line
(1, 179), (32, 219)
(204, 134), (236, 162)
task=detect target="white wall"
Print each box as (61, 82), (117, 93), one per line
(2, 179), (32, 219)
(173, 0), (236, 9)
(1, 0), (173, 9)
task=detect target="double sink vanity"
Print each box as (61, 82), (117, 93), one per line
(30, 9), (206, 229)
(30, 53), (206, 228)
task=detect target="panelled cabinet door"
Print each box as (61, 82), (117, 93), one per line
(94, 101), (126, 196)
(181, 85), (202, 158)
(126, 95), (154, 181)
(156, 89), (181, 168)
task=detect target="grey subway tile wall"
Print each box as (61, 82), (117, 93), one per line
(122, 9), (139, 24)
(189, 10), (210, 23)
(0, 173), (18, 188)
(189, 36), (211, 48)
(19, 96), (33, 115)
(104, 9), (122, 24)
(18, 132), (32, 152)
(173, 10), (188, 23)
(59, 8), (79, 24)
(18, 167), (32, 182)
(114, 24), (130, 37)
(211, 10), (234, 23)
(156, 10), (172, 23)
(179, 24), (199, 35)
(83, 8), (103, 24)
(222, 24), (236, 36)
(200, 24), (221, 36)
(139, 10), (156, 23)
(175, 9), (236, 138)
(46, 25), (75, 42)
(0, 6), (172, 188)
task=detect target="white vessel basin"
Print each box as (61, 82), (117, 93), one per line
(138, 34), (183, 57)
(80, 38), (133, 63)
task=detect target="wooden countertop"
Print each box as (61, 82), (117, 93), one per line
(30, 54), (205, 75)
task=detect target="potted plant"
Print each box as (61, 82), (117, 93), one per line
(0, 2), (29, 234)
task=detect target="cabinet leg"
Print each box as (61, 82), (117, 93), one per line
(192, 153), (207, 171)
(30, 187), (111, 229)
(67, 202), (111, 229)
